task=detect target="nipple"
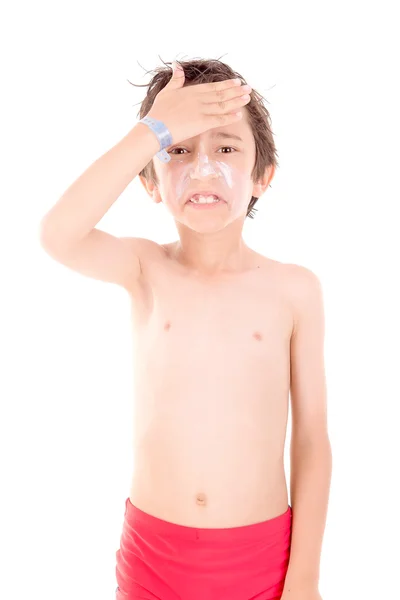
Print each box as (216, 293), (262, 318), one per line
(195, 492), (207, 506)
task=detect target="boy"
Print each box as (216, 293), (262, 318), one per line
(39, 58), (331, 600)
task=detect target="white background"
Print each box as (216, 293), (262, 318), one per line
(1, 1), (399, 599)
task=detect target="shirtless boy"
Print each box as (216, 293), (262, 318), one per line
(39, 58), (332, 600)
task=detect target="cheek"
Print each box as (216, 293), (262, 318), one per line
(157, 162), (187, 204)
(214, 160), (251, 194)
(221, 166), (252, 203)
(171, 164), (188, 202)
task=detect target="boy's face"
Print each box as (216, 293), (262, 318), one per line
(140, 107), (274, 232)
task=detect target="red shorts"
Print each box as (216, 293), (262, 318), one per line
(115, 498), (292, 600)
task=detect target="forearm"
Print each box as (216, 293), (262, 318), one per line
(39, 122), (159, 249)
(283, 438), (332, 590)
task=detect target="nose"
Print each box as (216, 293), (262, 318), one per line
(189, 151), (220, 180)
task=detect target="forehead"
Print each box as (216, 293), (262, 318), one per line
(193, 107), (253, 144)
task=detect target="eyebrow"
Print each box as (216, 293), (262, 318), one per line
(212, 132), (244, 142)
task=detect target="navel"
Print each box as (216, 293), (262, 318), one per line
(195, 492), (207, 506)
(164, 320), (171, 331)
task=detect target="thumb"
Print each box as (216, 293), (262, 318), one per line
(166, 61), (185, 89)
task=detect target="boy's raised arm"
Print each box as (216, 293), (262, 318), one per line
(39, 123), (159, 250)
(40, 63), (248, 249)
(39, 123), (160, 291)
(39, 65), (250, 290)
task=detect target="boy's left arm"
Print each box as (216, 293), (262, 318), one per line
(281, 267), (332, 599)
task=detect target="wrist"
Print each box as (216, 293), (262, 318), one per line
(132, 121), (161, 158)
(138, 116), (172, 163)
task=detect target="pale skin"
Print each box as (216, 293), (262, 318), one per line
(41, 101), (331, 598)
(129, 245), (292, 525)
(138, 109), (330, 598)
(132, 107), (293, 526)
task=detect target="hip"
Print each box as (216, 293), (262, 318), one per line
(115, 496), (292, 600)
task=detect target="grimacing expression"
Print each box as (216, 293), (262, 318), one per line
(141, 108), (273, 232)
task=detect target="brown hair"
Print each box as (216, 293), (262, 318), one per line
(129, 57), (279, 219)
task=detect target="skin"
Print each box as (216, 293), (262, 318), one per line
(42, 96), (328, 596)
(128, 247), (294, 527)
(131, 106), (298, 528)
(128, 106), (329, 600)
(140, 106), (275, 276)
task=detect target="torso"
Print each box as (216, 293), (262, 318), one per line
(127, 241), (294, 528)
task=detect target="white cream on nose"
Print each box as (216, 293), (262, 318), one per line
(175, 148), (235, 203)
(190, 150), (219, 179)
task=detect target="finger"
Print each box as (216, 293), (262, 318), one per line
(201, 84), (252, 105)
(208, 111), (244, 128)
(201, 93), (251, 115)
(195, 78), (243, 94)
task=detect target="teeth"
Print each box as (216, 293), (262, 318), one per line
(190, 195), (220, 204)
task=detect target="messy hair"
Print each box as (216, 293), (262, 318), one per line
(130, 57), (279, 219)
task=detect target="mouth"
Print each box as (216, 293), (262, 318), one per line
(185, 191), (227, 206)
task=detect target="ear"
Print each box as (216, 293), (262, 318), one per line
(139, 175), (162, 204)
(139, 175), (153, 197)
(252, 164), (276, 199)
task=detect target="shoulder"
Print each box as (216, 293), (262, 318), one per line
(121, 236), (167, 264)
(282, 263), (325, 334)
(118, 238), (169, 288)
(260, 260), (323, 335)
(258, 257), (321, 292)
(121, 236), (164, 254)
(283, 263), (323, 292)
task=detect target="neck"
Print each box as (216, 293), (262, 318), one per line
(172, 235), (252, 277)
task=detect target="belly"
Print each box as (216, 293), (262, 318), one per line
(129, 379), (290, 527)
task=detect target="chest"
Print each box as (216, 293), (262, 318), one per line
(131, 270), (293, 369)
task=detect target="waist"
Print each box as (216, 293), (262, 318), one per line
(129, 459), (288, 528)
(123, 495), (292, 542)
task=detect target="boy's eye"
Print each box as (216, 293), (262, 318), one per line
(169, 147), (236, 155)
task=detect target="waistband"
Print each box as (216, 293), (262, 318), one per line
(124, 497), (292, 542)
